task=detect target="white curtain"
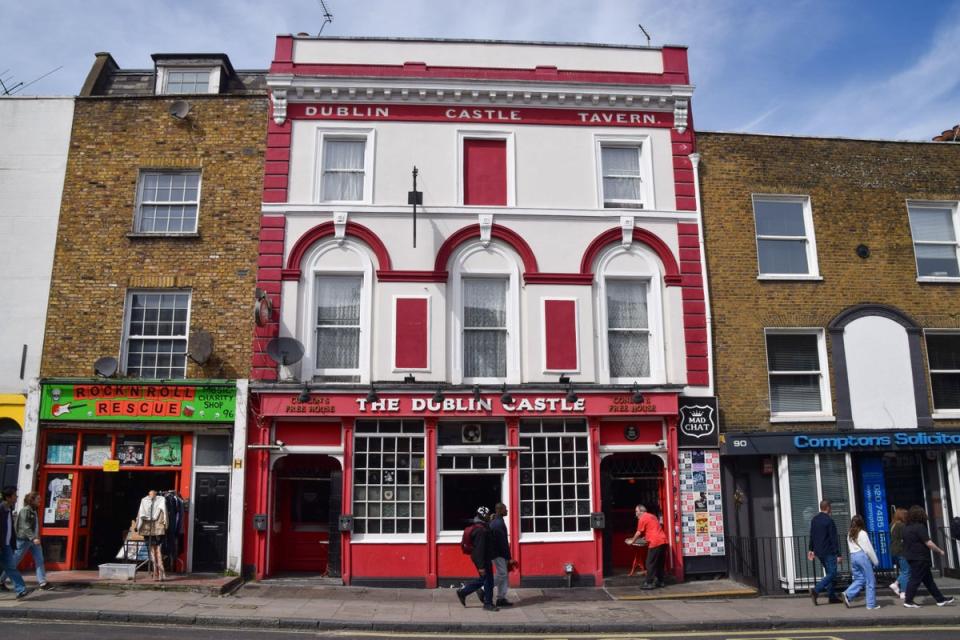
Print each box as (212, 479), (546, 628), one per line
(315, 276), (361, 369)
(321, 139), (365, 201)
(602, 146), (642, 204)
(463, 278), (507, 377)
(606, 280), (650, 377)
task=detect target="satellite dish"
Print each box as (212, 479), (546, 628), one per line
(266, 337), (305, 366)
(94, 356), (119, 378)
(169, 100), (191, 119)
(188, 329), (214, 364)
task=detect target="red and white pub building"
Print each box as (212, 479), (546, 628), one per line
(244, 36), (722, 587)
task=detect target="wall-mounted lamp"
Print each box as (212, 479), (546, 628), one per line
(403, 374), (416, 383)
(631, 383), (645, 404)
(563, 562), (575, 588)
(297, 383), (311, 403)
(500, 384), (514, 405)
(366, 386), (379, 403)
(472, 384), (482, 401)
(565, 385), (578, 403)
(558, 373), (570, 384)
(433, 387), (444, 403)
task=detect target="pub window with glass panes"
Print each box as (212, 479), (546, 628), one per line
(518, 419), (591, 534)
(352, 420), (425, 535)
(123, 291), (190, 379)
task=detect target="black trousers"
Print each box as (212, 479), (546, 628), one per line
(644, 544), (668, 586)
(905, 557), (946, 604)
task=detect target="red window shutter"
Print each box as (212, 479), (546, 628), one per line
(463, 139), (507, 205)
(395, 298), (428, 369)
(544, 299), (578, 371)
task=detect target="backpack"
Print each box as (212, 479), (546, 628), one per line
(461, 523), (482, 555)
(950, 517), (960, 540)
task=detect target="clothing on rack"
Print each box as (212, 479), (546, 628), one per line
(162, 491), (185, 567)
(135, 494), (168, 543)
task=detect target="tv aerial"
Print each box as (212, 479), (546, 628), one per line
(0, 65), (62, 95)
(638, 23), (651, 47)
(266, 337), (305, 367)
(93, 356), (119, 378)
(188, 329), (214, 364)
(317, 0), (334, 35)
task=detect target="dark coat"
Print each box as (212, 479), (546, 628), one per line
(808, 511), (839, 557)
(469, 518), (494, 569)
(0, 502), (14, 550)
(489, 514), (511, 560)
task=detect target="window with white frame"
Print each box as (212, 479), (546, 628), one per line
(462, 278), (508, 379)
(907, 202), (960, 278)
(765, 330), (831, 416)
(606, 279), (651, 379)
(160, 68), (215, 95)
(519, 419), (591, 535)
(134, 171), (201, 234)
(352, 420), (425, 536)
(752, 196), (819, 277)
(314, 275), (362, 379)
(318, 133), (373, 203)
(123, 291), (190, 379)
(927, 332), (960, 411)
(599, 143), (649, 209)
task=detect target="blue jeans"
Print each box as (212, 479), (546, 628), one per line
(845, 551), (876, 607)
(0, 545), (26, 595)
(814, 554), (838, 598)
(0, 539), (46, 585)
(461, 561), (494, 606)
(896, 554), (910, 592)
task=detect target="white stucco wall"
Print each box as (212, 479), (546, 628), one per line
(292, 39), (664, 75)
(0, 97), (74, 395)
(845, 316), (917, 429)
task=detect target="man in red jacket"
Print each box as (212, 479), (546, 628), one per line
(625, 504), (668, 589)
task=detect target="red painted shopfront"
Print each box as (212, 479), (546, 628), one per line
(244, 390), (683, 587)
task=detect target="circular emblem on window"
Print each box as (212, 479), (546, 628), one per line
(624, 425), (639, 441)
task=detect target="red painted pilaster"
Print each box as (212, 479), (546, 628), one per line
(589, 417), (604, 587)
(665, 416), (684, 579)
(506, 417), (521, 587)
(341, 417), (354, 585)
(425, 418), (438, 588)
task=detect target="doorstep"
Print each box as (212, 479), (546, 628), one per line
(604, 576), (758, 601)
(30, 571), (242, 595)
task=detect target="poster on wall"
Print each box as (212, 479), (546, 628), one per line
(44, 473), (73, 526)
(118, 437), (145, 466)
(679, 449), (724, 557)
(150, 435), (182, 466)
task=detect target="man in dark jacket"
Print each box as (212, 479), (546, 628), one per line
(0, 487), (29, 599)
(807, 499), (842, 605)
(456, 506), (498, 611)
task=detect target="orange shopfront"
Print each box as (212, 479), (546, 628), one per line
(35, 381), (236, 572)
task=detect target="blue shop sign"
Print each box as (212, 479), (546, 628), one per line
(795, 432), (960, 451)
(723, 430), (960, 456)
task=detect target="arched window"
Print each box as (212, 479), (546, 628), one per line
(449, 241), (522, 384)
(594, 244), (666, 384)
(297, 239), (374, 383)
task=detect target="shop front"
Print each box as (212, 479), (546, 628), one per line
(721, 429), (960, 592)
(30, 380), (240, 573)
(245, 389), (705, 587)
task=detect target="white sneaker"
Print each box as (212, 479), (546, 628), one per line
(889, 582), (900, 595)
(937, 598), (955, 607)
(903, 601), (921, 608)
(900, 592), (906, 600)
(867, 604), (882, 610)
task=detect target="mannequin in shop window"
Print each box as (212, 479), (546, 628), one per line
(135, 489), (168, 581)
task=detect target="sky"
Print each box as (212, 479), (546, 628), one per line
(2, 0), (959, 141)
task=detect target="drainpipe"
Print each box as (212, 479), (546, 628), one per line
(689, 153), (715, 395)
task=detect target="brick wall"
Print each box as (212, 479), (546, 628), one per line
(698, 132), (960, 432)
(41, 95), (268, 379)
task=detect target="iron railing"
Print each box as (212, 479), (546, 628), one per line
(726, 530), (959, 596)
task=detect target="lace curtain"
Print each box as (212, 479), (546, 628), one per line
(321, 139), (365, 201)
(606, 280), (650, 377)
(463, 278), (507, 378)
(601, 146), (642, 205)
(315, 276), (362, 369)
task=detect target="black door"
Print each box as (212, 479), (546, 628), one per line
(193, 472), (229, 572)
(0, 420), (22, 489)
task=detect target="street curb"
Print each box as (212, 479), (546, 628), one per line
(4, 606), (960, 633)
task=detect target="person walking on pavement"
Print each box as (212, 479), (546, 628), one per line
(0, 487), (30, 600)
(0, 492), (47, 591)
(457, 506), (499, 611)
(902, 505), (954, 608)
(807, 499), (843, 605)
(488, 502), (518, 607)
(889, 507), (909, 600)
(842, 514), (880, 610)
(625, 504), (668, 589)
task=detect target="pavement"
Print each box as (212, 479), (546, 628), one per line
(2, 576), (960, 633)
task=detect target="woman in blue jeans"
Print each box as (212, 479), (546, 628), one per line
(0, 492), (48, 590)
(842, 514), (880, 610)
(889, 507), (909, 599)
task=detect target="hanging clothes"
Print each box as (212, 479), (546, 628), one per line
(135, 495), (168, 542)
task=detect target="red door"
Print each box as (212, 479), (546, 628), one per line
(277, 477), (330, 572)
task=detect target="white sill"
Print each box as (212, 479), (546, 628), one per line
(917, 276), (960, 284)
(769, 415), (836, 423)
(932, 411), (960, 420)
(757, 275), (823, 281)
(349, 534), (427, 544)
(518, 533), (595, 543)
(127, 232), (200, 239)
